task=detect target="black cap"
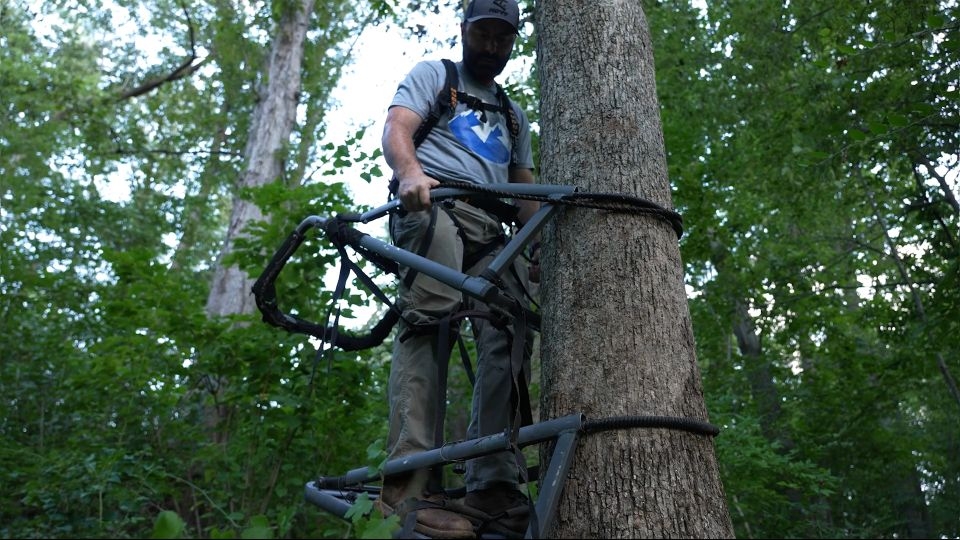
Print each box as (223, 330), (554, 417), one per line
(464, 0), (520, 34)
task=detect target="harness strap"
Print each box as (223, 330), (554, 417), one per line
(507, 308), (538, 538)
(439, 202), (509, 272)
(391, 58), (519, 200)
(493, 84), (519, 167)
(311, 244), (352, 380)
(508, 308), (533, 434)
(410, 58), (460, 148)
(314, 217), (409, 350)
(427, 313), (457, 495)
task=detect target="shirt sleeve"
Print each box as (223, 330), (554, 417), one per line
(389, 60), (445, 120)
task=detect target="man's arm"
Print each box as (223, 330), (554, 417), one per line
(382, 105), (439, 212)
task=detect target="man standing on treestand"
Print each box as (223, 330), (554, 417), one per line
(377, 0), (541, 538)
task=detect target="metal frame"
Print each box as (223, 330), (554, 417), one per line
(306, 413), (584, 539)
(256, 183), (582, 539)
(350, 184), (575, 317)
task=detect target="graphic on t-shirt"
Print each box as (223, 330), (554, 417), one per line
(449, 109), (510, 164)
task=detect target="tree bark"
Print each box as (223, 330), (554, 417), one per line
(205, 0), (315, 317)
(200, 0), (314, 449)
(536, 1), (734, 537)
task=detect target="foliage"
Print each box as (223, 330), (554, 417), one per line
(1, 1), (393, 538)
(646, 0), (959, 537)
(339, 440), (401, 539)
(2, 0), (958, 538)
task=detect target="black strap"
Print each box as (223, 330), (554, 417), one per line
(494, 84), (519, 166)
(410, 58), (459, 149)
(389, 60), (459, 198)
(428, 313), (457, 495)
(507, 308), (538, 537)
(308, 243), (353, 385)
(397, 204), (440, 290)
(508, 310), (533, 434)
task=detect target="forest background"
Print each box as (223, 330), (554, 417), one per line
(1, 0), (958, 538)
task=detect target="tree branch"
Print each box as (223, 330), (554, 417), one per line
(115, 1), (211, 101)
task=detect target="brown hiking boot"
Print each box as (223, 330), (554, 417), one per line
(464, 485), (531, 538)
(379, 478), (474, 539)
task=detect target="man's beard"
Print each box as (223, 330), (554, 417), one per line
(463, 48), (509, 82)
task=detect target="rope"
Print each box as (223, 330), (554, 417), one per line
(582, 415), (719, 437)
(437, 180), (685, 239)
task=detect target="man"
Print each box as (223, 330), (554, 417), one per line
(378, 0), (539, 537)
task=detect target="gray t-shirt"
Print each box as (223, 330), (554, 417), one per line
(389, 60), (534, 185)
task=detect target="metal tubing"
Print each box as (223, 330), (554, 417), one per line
(325, 414), (585, 487)
(481, 200), (567, 283)
(353, 229), (518, 312)
(358, 184), (577, 223)
(304, 484), (354, 520)
(528, 429), (581, 539)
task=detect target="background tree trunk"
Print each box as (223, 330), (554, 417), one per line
(205, 0), (315, 317)
(536, 1), (734, 537)
(201, 0), (315, 446)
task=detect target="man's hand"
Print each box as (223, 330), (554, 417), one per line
(383, 106), (439, 212)
(397, 172), (440, 212)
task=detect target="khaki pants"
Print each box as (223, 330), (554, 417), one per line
(387, 200), (532, 494)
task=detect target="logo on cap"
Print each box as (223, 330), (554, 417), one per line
(465, 0), (519, 32)
(487, 0), (509, 16)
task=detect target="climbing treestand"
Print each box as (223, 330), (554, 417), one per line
(252, 181), (720, 538)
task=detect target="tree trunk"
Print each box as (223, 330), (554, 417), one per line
(200, 0), (314, 446)
(205, 0), (315, 317)
(536, 1), (734, 537)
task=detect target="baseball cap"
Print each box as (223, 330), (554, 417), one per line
(464, 0), (520, 34)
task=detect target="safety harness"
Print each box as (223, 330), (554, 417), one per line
(388, 58), (520, 195)
(385, 59), (536, 504)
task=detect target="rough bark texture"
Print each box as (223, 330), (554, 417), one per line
(536, 1), (735, 537)
(200, 0), (313, 447)
(205, 0), (314, 317)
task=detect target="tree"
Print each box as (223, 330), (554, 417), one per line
(0, 1), (388, 537)
(200, 0), (313, 447)
(206, 0), (312, 319)
(536, 1), (734, 537)
(652, 1), (959, 537)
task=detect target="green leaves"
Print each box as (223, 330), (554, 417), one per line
(344, 493), (400, 540)
(3, 0), (958, 538)
(654, 0), (960, 537)
(151, 511), (275, 539)
(1, 0), (394, 538)
(152, 511), (187, 539)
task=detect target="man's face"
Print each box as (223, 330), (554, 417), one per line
(461, 18), (516, 83)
